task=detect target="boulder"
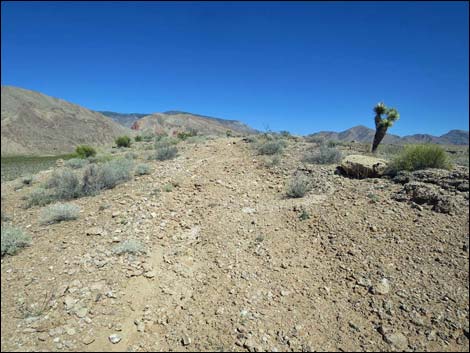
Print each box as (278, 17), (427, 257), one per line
(337, 155), (388, 178)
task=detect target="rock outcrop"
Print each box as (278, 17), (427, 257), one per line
(337, 154), (388, 178)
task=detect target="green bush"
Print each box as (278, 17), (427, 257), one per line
(135, 164), (152, 176)
(257, 140), (286, 155)
(40, 203), (80, 224)
(155, 136), (179, 149)
(305, 135), (325, 144)
(286, 175), (311, 198)
(124, 152), (138, 160)
(82, 158), (134, 195)
(154, 146), (178, 161)
(265, 155), (281, 167)
(387, 144), (452, 174)
(303, 145), (342, 164)
(115, 135), (132, 148)
(177, 131), (197, 141)
(1, 225), (31, 256)
(21, 175), (34, 186)
(135, 135), (143, 142)
(75, 145), (97, 159)
(25, 188), (56, 207)
(65, 158), (89, 169)
(44, 169), (81, 200)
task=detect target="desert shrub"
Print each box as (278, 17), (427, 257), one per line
(452, 147), (469, 167)
(303, 145), (342, 164)
(44, 169), (81, 200)
(135, 135), (143, 142)
(124, 152), (138, 160)
(387, 144), (452, 174)
(40, 203), (80, 224)
(376, 144), (404, 158)
(115, 135), (132, 148)
(135, 164), (152, 175)
(21, 175), (34, 186)
(305, 135), (325, 144)
(25, 188), (56, 207)
(265, 155), (281, 167)
(65, 158), (89, 169)
(286, 175), (311, 198)
(244, 135), (258, 143)
(155, 136), (179, 149)
(14, 175), (34, 190)
(257, 139), (286, 155)
(82, 158), (134, 194)
(177, 131), (197, 141)
(154, 146), (178, 161)
(1, 225), (31, 256)
(140, 130), (156, 142)
(113, 239), (146, 255)
(75, 145), (97, 159)
(87, 153), (113, 164)
(226, 130), (233, 137)
(326, 140), (340, 148)
(162, 184), (173, 192)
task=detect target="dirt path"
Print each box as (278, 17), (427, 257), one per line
(1, 138), (468, 352)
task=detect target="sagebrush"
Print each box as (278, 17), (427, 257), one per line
(1, 225), (31, 256)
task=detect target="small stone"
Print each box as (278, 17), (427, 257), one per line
(112, 211), (121, 218)
(144, 271), (156, 279)
(371, 278), (390, 295)
(63, 296), (76, 310)
(66, 327), (76, 336)
(108, 334), (121, 344)
(182, 333), (191, 346)
(384, 333), (408, 350)
(86, 227), (105, 236)
(75, 307), (88, 318)
(38, 332), (49, 341)
(134, 320), (145, 332)
(82, 336), (95, 345)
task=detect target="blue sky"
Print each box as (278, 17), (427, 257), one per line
(1, 1), (468, 136)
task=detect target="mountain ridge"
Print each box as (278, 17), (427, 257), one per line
(308, 125), (469, 145)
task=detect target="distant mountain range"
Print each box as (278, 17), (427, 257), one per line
(307, 125), (469, 145)
(100, 110), (258, 136)
(1, 86), (130, 156)
(130, 111), (258, 136)
(98, 111), (149, 128)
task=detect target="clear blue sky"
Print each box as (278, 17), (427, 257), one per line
(1, 1), (468, 136)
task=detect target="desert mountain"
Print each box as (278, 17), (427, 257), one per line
(130, 110), (258, 136)
(98, 111), (149, 128)
(1, 86), (131, 156)
(308, 125), (469, 145)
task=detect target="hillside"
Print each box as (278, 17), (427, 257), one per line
(1, 136), (468, 351)
(308, 125), (469, 145)
(1, 86), (131, 156)
(131, 111), (258, 136)
(98, 111), (149, 128)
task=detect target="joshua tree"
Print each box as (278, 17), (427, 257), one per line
(371, 102), (400, 153)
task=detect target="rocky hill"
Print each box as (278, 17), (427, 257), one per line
(131, 111), (258, 136)
(308, 125), (469, 145)
(1, 86), (131, 156)
(98, 111), (149, 128)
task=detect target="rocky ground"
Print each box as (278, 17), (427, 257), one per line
(1, 137), (469, 352)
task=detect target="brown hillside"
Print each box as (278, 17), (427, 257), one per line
(1, 86), (131, 156)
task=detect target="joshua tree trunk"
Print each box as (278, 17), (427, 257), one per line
(371, 125), (388, 153)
